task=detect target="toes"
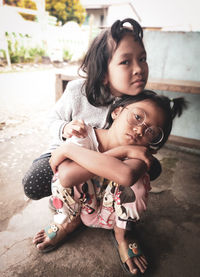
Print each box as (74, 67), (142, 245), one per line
(138, 255), (148, 267)
(34, 232), (45, 240)
(34, 236), (52, 251)
(36, 241), (49, 251)
(33, 230), (46, 244)
(33, 235), (45, 244)
(126, 258), (138, 275)
(125, 256), (148, 275)
(35, 229), (45, 237)
(33, 229), (45, 238)
(130, 268), (138, 275)
(133, 256), (147, 273)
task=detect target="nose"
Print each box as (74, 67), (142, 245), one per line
(133, 125), (145, 137)
(132, 61), (142, 76)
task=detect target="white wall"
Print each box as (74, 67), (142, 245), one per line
(107, 4), (139, 26)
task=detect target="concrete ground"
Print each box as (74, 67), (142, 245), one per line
(1, 124), (200, 277)
(0, 69), (200, 277)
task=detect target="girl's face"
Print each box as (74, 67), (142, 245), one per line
(111, 100), (165, 147)
(105, 34), (149, 97)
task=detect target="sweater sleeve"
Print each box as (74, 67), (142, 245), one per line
(48, 81), (75, 142)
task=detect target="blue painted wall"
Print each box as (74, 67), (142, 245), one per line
(144, 31), (200, 140)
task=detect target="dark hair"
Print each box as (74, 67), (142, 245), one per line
(106, 90), (188, 150)
(79, 18), (144, 107)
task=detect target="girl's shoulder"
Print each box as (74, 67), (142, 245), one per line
(66, 78), (85, 93)
(62, 78), (86, 103)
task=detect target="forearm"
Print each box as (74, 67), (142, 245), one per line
(58, 159), (95, 188)
(62, 143), (145, 186)
(103, 146), (129, 159)
(105, 145), (152, 170)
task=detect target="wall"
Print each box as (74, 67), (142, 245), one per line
(106, 4), (139, 26)
(85, 9), (107, 26)
(144, 31), (200, 81)
(143, 31), (200, 141)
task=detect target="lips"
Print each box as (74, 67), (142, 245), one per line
(132, 78), (145, 86)
(126, 133), (138, 143)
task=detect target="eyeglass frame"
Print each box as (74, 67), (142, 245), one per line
(124, 107), (164, 146)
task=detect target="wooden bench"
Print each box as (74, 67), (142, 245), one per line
(55, 73), (200, 150)
(55, 74), (78, 101)
(146, 78), (200, 95)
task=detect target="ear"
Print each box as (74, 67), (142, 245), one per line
(111, 106), (123, 120)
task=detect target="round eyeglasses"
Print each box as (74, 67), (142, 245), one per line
(126, 107), (164, 145)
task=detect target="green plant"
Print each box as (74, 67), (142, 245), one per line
(63, 49), (72, 61)
(0, 49), (6, 59)
(5, 32), (47, 64)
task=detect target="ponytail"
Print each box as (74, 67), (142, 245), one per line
(170, 97), (188, 119)
(111, 18), (143, 45)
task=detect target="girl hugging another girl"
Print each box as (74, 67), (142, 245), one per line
(33, 90), (187, 275)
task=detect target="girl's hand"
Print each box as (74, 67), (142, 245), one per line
(62, 119), (87, 139)
(49, 146), (68, 173)
(105, 145), (155, 170)
(125, 145), (155, 170)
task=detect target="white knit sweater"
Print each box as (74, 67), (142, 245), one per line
(46, 78), (111, 153)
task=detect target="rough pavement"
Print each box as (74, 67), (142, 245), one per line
(0, 69), (200, 277)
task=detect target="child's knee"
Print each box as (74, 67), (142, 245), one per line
(22, 169), (52, 200)
(23, 186), (41, 200)
(22, 175), (40, 200)
(58, 169), (72, 188)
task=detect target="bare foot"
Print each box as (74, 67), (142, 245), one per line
(114, 226), (148, 275)
(33, 215), (81, 252)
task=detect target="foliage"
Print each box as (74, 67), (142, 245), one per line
(4, 0), (37, 21)
(1, 32), (75, 64)
(5, 32), (47, 63)
(4, 0), (86, 25)
(63, 49), (72, 61)
(46, 0), (86, 25)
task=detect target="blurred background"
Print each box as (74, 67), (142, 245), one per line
(0, 0), (200, 146)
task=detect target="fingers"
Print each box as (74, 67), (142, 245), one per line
(68, 126), (87, 138)
(63, 119), (87, 139)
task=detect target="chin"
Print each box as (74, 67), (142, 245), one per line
(135, 86), (146, 94)
(128, 87), (145, 96)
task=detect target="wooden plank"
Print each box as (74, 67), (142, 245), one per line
(56, 74), (200, 96)
(146, 78), (200, 94)
(55, 74), (78, 101)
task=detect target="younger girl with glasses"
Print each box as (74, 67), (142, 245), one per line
(33, 90), (187, 275)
